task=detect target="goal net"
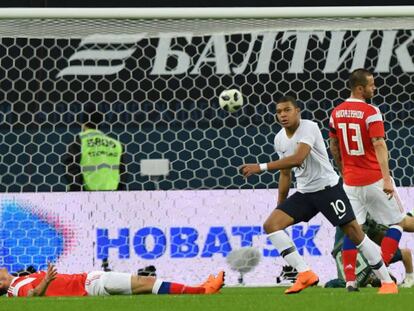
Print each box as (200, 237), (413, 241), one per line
(0, 7), (413, 192)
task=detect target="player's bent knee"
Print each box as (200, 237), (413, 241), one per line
(263, 209), (293, 234)
(263, 219), (277, 234)
(131, 275), (156, 294)
(400, 216), (414, 232)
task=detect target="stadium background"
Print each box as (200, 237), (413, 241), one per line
(0, 4), (413, 287)
(0, 30), (413, 192)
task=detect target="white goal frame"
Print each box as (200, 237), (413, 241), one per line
(1, 6), (414, 19)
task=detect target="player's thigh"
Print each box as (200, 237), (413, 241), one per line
(85, 271), (110, 296)
(131, 276), (156, 294)
(343, 184), (367, 224)
(313, 183), (355, 226)
(365, 179), (405, 225)
(100, 272), (133, 295)
(276, 191), (318, 224)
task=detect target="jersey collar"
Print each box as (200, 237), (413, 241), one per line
(346, 98), (366, 103)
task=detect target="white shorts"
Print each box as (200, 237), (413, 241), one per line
(85, 271), (132, 296)
(343, 178), (405, 225)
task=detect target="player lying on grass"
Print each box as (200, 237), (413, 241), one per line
(241, 95), (397, 294)
(0, 263), (224, 297)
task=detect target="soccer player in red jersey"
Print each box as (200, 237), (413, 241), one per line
(0, 263), (224, 297)
(329, 68), (413, 291)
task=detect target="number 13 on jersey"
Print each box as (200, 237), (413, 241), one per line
(338, 123), (365, 156)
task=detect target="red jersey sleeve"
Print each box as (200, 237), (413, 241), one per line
(366, 105), (385, 138)
(368, 121), (385, 138)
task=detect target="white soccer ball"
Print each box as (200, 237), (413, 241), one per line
(226, 247), (261, 274)
(219, 89), (243, 113)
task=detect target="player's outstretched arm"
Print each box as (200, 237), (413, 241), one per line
(329, 137), (343, 175)
(27, 263), (57, 297)
(240, 143), (311, 177)
(371, 137), (394, 198)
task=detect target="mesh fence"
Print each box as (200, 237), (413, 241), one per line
(0, 20), (413, 192)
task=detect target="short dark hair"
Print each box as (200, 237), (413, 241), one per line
(0, 287), (7, 296)
(277, 95), (299, 108)
(83, 103), (103, 129)
(349, 68), (373, 89)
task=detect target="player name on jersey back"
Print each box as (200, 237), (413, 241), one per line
(334, 109), (364, 119)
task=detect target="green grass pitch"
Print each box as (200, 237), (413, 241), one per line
(2, 287), (413, 311)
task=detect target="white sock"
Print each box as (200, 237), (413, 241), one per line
(405, 272), (414, 279)
(357, 235), (392, 283)
(151, 279), (164, 294)
(267, 230), (309, 273)
(389, 224), (403, 233)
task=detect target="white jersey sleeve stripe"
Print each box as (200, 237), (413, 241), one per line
(366, 113), (383, 126)
(9, 277), (36, 297)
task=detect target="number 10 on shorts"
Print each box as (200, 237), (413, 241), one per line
(330, 200), (347, 219)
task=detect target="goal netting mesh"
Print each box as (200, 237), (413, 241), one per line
(0, 9), (413, 192)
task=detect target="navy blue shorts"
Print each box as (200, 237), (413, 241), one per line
(277, 183), (355, 227)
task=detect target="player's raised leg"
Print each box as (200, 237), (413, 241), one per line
(381, 225), (403, 265)
(264, 207), (319, 295)
(341, 220), (398, 294)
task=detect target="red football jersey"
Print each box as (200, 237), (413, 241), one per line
(7, 271), (88, 297)
(329, 98), (385, 186)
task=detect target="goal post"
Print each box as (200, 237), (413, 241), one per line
(0, 7), (413, 192)
(2, 6), (414, 18)
(1, 6), (414, 38)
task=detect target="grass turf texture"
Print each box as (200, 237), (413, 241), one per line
(2, 287), (413, 311)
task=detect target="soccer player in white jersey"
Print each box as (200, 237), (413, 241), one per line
(329, 68), (414, 291)
(241, 96), (397, 294)
(0, 263), (224, 297)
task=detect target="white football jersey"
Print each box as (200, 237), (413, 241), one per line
(274, 119), (339, 193)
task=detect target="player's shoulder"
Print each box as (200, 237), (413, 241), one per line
(333, 99), (380, 116)
(274, 130), (283, 148)
(11, 275), (28, 286)
(354, 103), (382, 119)
(300, 119), (318, 127)
(274, 127), (285, 140)
(365, 103), (381, 115)
(300, 119), (320, 132)
(274, 127), (288, 149)
(12, 271), (43, 284)
(7, 273), (40, 297)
